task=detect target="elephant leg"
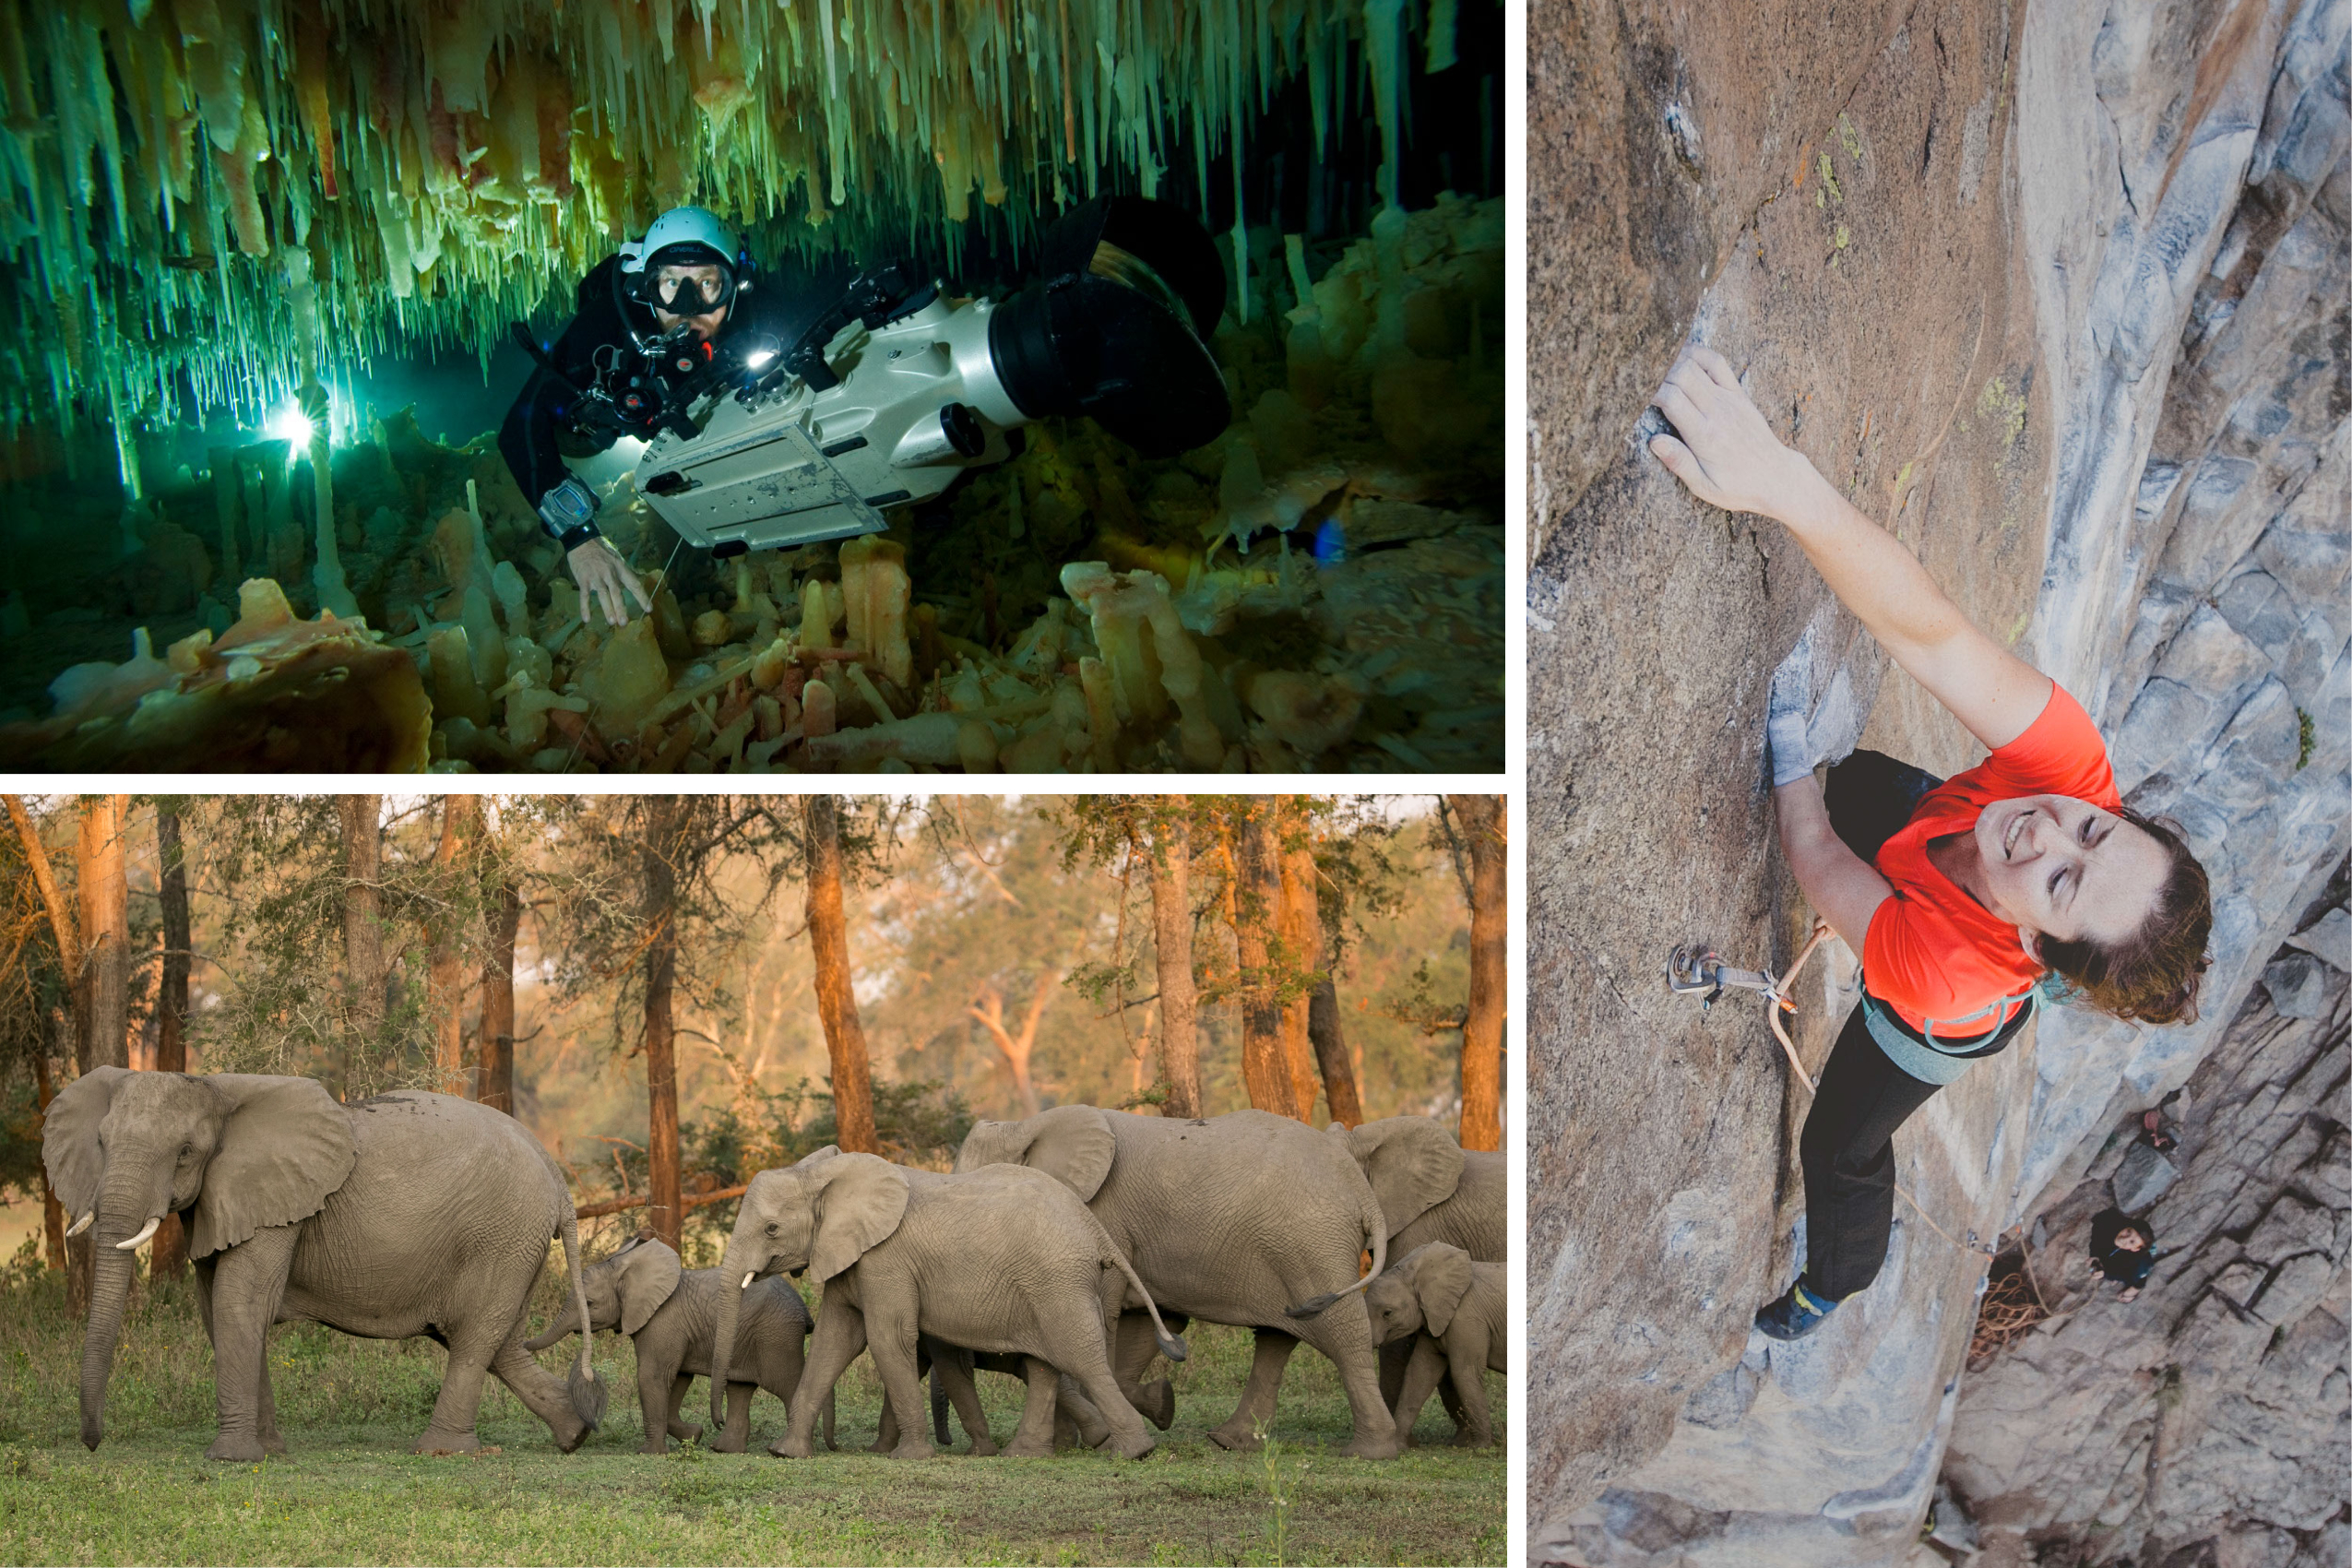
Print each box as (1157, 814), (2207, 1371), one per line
(1443, 1339), (1494, 1448)
(1003, 1357), (1060, 1457)
(669, 1372), (707, 1445)
(723, 1382), (754, 1451)
(484, 1332), (590, 1454)
(1393, 1336), (1448, 1447)
(874, 1389), (900, 1455)
(1206, 1330), (1299, 1452)
(634, 1360), (674, 1454)
(776, 1302), (864, 1458)
(1378, 1338), (1411, 1411)
(1279, 1299), (1402, 1461)
(862, 1301), (935, 1460)
(255, 1356), (287, 1455)
(1057, 1373), (1113, 1449)
(1113, 1312), (1178, 1431)
(1061, 1342), (1156, 1460)
(202, 1226), (299, 1463)
(932, 1351), (996, 1455)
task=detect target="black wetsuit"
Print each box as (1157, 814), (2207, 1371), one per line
(2089, 1207), (2157, 1289)
(498, 253), (855, 514)
(1800, 751), (2037, 1301)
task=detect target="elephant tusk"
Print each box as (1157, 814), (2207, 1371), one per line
(66, 1212), (92, 1238)
(741, 1271), (755, 1290)
(116, 1217), (160, 1251)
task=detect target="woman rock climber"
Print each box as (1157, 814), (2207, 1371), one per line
(1647, 343), (2215, 1341)
(499, 206), (854, 629)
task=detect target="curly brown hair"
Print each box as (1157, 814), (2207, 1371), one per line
(2039, 810), (2213, 1026)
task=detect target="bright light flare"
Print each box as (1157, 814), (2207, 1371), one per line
(742, 349), (777, 370)
(267, 405), (315, 445)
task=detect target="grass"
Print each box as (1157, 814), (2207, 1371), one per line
(0, 1265), (1503, 1565)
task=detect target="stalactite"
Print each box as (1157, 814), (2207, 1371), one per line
(0, 0), (1422, 441)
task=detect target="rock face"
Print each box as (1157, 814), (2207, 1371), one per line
(1942, 871), (2349, 1568)
(1526, 0), (2347, 1559)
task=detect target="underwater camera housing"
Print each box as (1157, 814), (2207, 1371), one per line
(629, 196), (1231, 556)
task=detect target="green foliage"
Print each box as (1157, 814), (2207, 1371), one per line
(2297, 707), (2314, 771)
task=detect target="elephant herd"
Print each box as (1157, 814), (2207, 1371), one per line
(42, 1070), (1504, 1463)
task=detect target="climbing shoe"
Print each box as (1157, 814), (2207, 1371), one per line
(1754, 1277), (1839, 1340)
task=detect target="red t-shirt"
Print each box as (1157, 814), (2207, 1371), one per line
(1863, 683), (2120, 1037)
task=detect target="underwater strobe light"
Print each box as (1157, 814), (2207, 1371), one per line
(629, 196), (1231, 557)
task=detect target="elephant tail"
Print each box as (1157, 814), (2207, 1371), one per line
(1089, 1216), (1186, 1363)
(559, 1207), (606, 1431)
(1283, 1182), (1389, 1320)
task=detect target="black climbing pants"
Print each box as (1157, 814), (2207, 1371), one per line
(1796, 749), (1954, 1302)
(1798, 1003), (1945, 1301)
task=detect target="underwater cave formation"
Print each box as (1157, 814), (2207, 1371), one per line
(0, 0), (1503, 773)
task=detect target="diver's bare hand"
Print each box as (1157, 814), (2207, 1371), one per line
(1647, 344), (1819, 520)
(568, 537), (653, 628)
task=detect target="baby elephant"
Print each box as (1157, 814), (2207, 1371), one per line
(1362, 1242), (1505, 1447)
(526, 1236), (814, 1454)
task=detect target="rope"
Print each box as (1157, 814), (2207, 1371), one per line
(1675, 920), (2004, 1261)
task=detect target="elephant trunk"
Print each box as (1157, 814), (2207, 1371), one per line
(78, 1171), (158, 1450)
(709, 1250), (748, 1433)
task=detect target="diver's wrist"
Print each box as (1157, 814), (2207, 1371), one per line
(558, 521), (603, 551)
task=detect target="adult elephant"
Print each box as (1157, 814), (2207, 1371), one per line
(707, 1149), (1186, 1459)
(956, 1105), (1401, 1459)
(1338, 1116), (1506, 1262)
(1334, 1115), (1505, 1424)
(43, 1066), (600, 1461)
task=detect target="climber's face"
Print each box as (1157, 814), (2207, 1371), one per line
(2114, 1230), (2148, 1252)
(1974, 793), (2168, 949)
(649, 264), (731, 339)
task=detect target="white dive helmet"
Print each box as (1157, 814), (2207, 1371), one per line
(617, 206), (750, 309)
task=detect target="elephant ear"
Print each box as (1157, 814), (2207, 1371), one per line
(1348, 1117), (1465, 1234)
(808, 1154), (909, 1282)
(186, 1075), (357, 1260)
(41, 1065), (130, 1223)
(1018, 1104), (1116, 1201)
(1411, 1244), (1476, 1337)
(618, 1239), (684, 1336)
(795, 1145), (840, 1167)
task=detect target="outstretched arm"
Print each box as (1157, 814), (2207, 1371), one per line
(1649, 345), (2052, 751)
(1774, 776), (1891, 953)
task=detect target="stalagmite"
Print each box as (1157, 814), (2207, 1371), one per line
(838, 534), (911, 687)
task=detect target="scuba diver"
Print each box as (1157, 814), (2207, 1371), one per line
(499, 206), (840, 627)
(500, 199), (1231, 629)
(1645, 344), (2215, 1342)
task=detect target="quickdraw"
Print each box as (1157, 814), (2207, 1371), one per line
(1668, 920), (1832, 1090)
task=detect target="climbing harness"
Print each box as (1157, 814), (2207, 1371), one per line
(1668, 921), (2002, 1259)
(1668, 919), (1832, 1089)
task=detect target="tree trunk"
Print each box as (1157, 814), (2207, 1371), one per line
(1276, 809), (1325, 1122)
(1144, 818), (1201, 1118)
(1307, 980), (1365, 1128)
(337, 795), (385, 1099)
(1229, 803), (1297, 1119)
(642, 800), (684, 1251)
(76, 797), (130, 1075)
(480, 882), (521, 1114)
(33, 1046), (63, 1271)
(151, 804), (191, 1280)
(429, 796), (479, 1097)
(804, 796), (878, 1154)
(1447, 795), (1507, 1153)
(969, 974), (1055, 1118)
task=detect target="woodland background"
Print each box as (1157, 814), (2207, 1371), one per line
(0, 792), (1505, 1287)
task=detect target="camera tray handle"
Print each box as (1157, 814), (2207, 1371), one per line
(776, 261), (939, 395)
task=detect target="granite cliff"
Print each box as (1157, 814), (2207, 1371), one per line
(1526, 0), (2347, 1561)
